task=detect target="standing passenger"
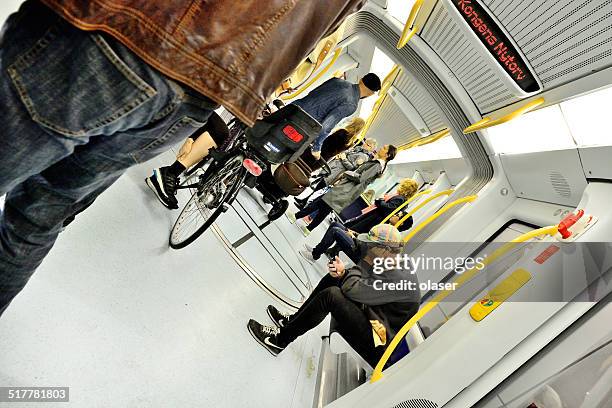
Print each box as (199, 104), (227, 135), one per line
(0, 0), (368, 317)
(292, 145), (398, 235)
(292, 74), (381, 159)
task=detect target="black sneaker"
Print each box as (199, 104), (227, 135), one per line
(266, 305), (292, 328)
(294, 197), (306, 209)
(325, 246), (340, 260)
(146, 167), (179, 209)
(247, 319), (285, 356)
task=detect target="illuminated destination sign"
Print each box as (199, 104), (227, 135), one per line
(449, 0), (541, 93)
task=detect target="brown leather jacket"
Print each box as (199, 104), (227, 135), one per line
(39, 0), (365, 126)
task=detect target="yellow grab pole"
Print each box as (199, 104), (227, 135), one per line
(394, 189), (454, 229)
(463, 97), (545, 134)
(397, 0), (425, 49)
(379, 190), (432, 225)
(402, 195), (477, 243)
(280, 48), (343, 101)
(370, 225), (559, 383)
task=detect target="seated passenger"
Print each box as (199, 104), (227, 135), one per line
(294, 137), (376, 209)
(299, 179), (419, 263)
(292, 74), (381, 160)
(346, 178), (419, 232)
(290, 145), (398, 235)
(145, 112), (229, 209)
(247, 224), (421, 367)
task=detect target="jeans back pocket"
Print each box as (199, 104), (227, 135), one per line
(7, 23), (157, 138)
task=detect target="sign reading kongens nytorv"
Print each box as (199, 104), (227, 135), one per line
(449, 0), (541, 93)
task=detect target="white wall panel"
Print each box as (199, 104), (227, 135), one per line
(500, 149), (588, 207)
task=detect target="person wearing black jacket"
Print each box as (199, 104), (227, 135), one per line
(346, 177), (419, 232)
(298, 117), (365, 172)
(247, 224), (421, 367)
(299, 178), (419, 262)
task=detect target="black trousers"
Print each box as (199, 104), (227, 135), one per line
(294, 197), (333, 232)
(279, 274), (384, 367)
(295, 177), (327, 205)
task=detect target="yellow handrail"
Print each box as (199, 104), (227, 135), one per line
(398, 128), (450, 151)
(370, 224), (559, 382)
(357, 65), (401, 142)
(379, 189), (433, 225)
(280, 48), (343, 101)
(394, 189), (454, 229)
(413, 128), (451, 147)
(402, 195), (477, 243)
(463, 97), (545, 134)
(397, 0), (425, 49)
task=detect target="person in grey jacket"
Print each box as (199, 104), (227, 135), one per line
(291, 144), (398, 234)
(324, 138), (377, 184)
(294, 137), (377, 208)
(247, 224), (421, 366)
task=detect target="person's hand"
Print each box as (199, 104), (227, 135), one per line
(328, 256), (345, 278)
(311, 151), (321, 160)
(337, 152), (347, 160)
(346, 229), (357, 238)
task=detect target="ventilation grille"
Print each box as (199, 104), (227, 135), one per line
(368, 96), (422, 147)
(344, 11), (494, 250)
(550, 171), (572, 197)
(420, 1), (518, 113)
(368, 70), (448, 147)
(394, 71), (448, 133)
(481, 0), (612, 89)
(392, 399), (439, 408)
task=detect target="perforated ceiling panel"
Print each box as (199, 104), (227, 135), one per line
(481, 0), (612, 89)
(367, 70), (448, 147)
(368, 96), (421, 147)
(394, 72), (448, 133)
(420, 1), (519, 113)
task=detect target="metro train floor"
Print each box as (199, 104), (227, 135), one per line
(0, 149), (331, 408)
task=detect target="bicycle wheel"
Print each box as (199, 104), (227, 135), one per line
(170, 155), (246, 249)
(180, 156), (212, 191)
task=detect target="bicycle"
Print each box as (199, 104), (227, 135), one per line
(169, 104), (322, 249)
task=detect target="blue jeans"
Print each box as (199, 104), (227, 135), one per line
(312, 222), (359, 262)
(0, 1), (217, 316)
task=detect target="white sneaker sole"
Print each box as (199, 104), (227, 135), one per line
(146, 177), (172, 209)
(266, 307), (285, 328)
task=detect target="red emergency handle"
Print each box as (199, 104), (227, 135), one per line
(557, 209), (584, 239)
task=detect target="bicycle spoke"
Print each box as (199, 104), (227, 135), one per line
(170, 155), (245, 248)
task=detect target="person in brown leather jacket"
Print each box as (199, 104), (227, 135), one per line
(0, 0), (365, 317)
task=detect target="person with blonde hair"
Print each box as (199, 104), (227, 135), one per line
(299, 117), (366, 170)
(396, 178), (419, 201)
(294, 132), (376, 209)
(298, 178), (419, 263)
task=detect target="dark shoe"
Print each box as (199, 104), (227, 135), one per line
(325, 245), (340, 260)
(266, 305), (292, 328)
(294, 198), (306, 209)
(247, 319), (285, 356)
(145, 167), (179, 209)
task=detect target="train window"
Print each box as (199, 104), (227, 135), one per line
(359, 47), (395, 118)
(386, 0), (418, 24)
(560, 86), (612, 148)
(486, 105), (576, 155)
(393, 135), (462, 163)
